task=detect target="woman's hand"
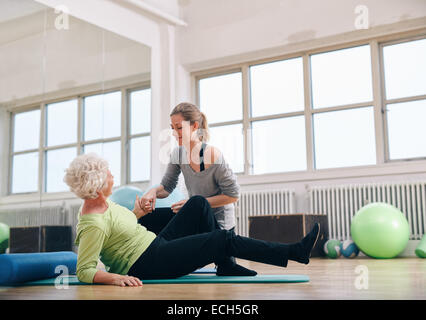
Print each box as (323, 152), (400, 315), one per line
(112, 274), (143, 287)
(93, 270), (143, 287)
(133, 195), (152, 219)
(171, 199), (187, 213)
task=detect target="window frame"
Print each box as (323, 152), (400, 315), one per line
(379, 35), (426, 163)
(80, 89), (124, 188)
(8, 81), (151, 196)
(127, 85), (152, 183)
(43, 98), (79, 193)
(196, 68), (246, 174)
(9, 105), (42, 195)
(194, 32), (426, 179)
(309, 43), (376, 170)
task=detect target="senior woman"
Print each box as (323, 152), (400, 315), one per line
(65, 153), (320, 286)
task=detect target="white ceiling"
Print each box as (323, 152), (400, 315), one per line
(0, 0), (46, 23)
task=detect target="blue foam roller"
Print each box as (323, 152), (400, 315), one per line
(0, 251), (77, 285)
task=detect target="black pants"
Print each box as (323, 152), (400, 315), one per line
(138, 206), (178, 235)
(137, 198), (238, 265)
(128, 195), (290, 279)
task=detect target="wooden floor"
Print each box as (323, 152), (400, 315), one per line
(0, 257), (424, 300)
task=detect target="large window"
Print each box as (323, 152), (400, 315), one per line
(9, 84), (151, 195)
(310, 45), (376, 169)
(310, 45), (373, 109)
(198, 72), (244, 173)
(196, 35), (426, 176)
(11, 109), (40, 193)
(129, 88), (151, 182)
(45, 99), (78, 192)
(250, 57), (305, 116)
(313, 107), (376, 169)
(252, 116), (306, 174)
(382, 38), (426, 160)
(249, 57), (306, 174)
(83, 91), (122, 187)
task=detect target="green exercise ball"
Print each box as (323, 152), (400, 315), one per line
(0, 222), (10, 254)
(351, 202), (410, 258)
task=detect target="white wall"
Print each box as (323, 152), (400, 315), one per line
(143, 0), (181, 18)
(177, 0), (426, 68)
(0, 0), (178, 208)
(174, 0), (426, 211)
(0, 11), (151, 104)
(30, 0), (172, 189)
(0, 6), (152, 205)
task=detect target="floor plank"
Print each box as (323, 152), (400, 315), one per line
(0, 257), (424, 300)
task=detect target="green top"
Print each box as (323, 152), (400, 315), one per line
(75, 199), (156, 283)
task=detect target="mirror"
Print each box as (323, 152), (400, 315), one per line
(0, 0), (151, 253)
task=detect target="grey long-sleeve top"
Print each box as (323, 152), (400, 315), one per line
(161, 146), (240, 230)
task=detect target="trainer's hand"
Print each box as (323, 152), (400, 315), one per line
(141, 188), (157, 212)
(133, 195), (152, 219)
(171, 199), (187, 213)
(112, 275), (143, 287)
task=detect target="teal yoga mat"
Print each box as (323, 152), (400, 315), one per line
(13, 274), (309, 286)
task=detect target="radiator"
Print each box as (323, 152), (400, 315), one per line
(235, 189), (295, 236)
(0, 205), (67, 228)
(0, 203), (82, 252)
(309, 182), (426, 241)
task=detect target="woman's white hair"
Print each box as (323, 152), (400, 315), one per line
(64, 153), (109, 199)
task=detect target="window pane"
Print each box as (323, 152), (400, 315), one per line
(130, 89), (151, 135)
(130, 136), (150, 182)
(387, 99), (426, 160)
(209, 124), (244, 174)
(250, 57), (304, 117)
(13, 110), (40, 152)
(311, 45), (373, 108)
(84, 91), (121, 141)
(199, 72), (243, 124)
(46, 147), (76, 193)
(84, 141), (121, 186)
(313, 107), (376, 169)
(252, 117), (306, 174)
(46, 100), (77, 147)
(383, 38), (426, 100)
(12, 152), (39, 193)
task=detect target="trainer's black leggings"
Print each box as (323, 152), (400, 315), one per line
(128, 195), (291, 279)
(137, 197), (237, 267)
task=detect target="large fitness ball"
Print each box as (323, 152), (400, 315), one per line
(109, 185), (144, 211)
(0, 222), (10, 254)
(351, 202), (410, 259)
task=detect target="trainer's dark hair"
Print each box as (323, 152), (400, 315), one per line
(170, 102), (210, 142)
